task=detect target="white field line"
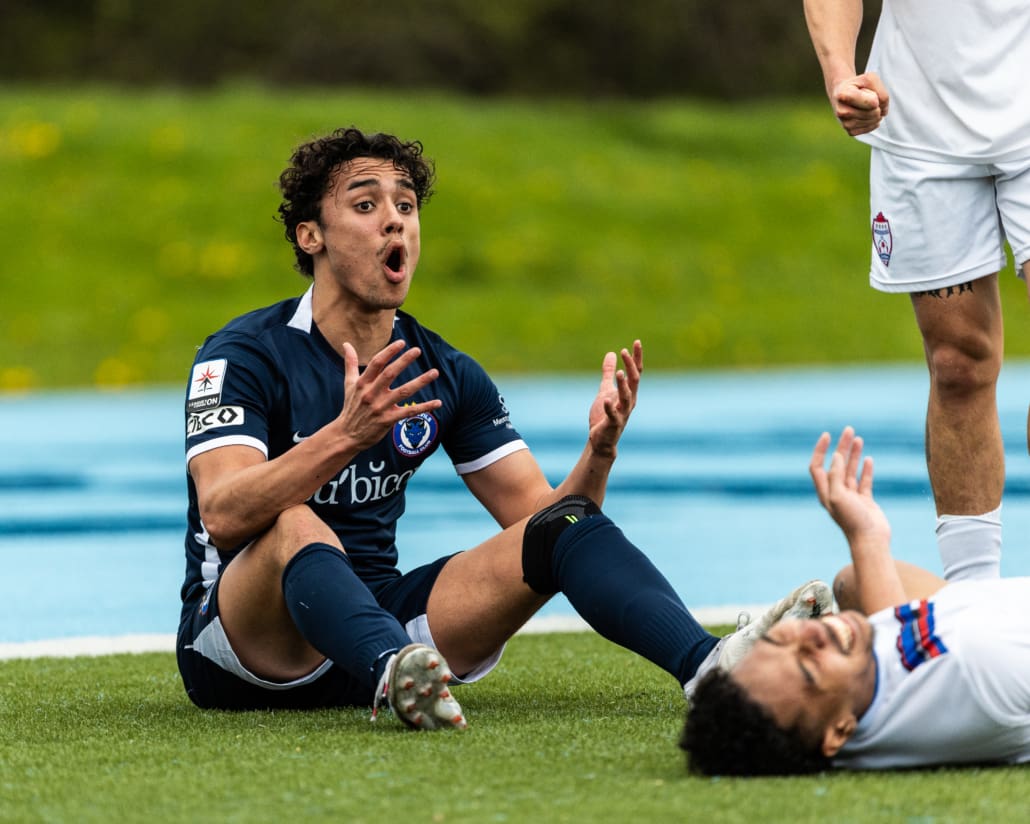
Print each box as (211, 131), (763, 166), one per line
(0, 605), (763, 661)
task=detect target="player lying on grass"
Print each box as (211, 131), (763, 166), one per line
(176, 125), (828, 729)
(681, 427), (1030, 773)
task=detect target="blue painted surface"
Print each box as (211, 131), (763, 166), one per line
(4, 363), (1030, 643)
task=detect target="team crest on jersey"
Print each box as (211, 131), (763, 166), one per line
(393, 412), (438, 457)
(872, 211), (893, 267)
(188, 359), (227, 413)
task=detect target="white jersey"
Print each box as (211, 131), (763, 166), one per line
(835, 578), (1030, 770)
(859, 0), (1030, 163)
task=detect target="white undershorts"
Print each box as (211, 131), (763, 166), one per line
(868, 149), (1030, 293)
(192, 611), (503, 690)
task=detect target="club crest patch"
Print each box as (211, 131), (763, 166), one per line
(393, 412), (439, 458)
(872, 211), (893, 267)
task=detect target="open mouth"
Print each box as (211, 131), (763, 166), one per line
(385, 246), (404, 274)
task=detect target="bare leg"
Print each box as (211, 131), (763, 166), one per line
(1024, 261), (1030, 465)
(427, 515), (550, 675)
(216, 504), (341, 680)
(911, 273), (1004, 517)
(427, 503), (714, 685)
(833, 560), (946, 613)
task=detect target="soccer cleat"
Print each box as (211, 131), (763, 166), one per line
(371, 643), (467, 730)
(683, 579), (835, 699)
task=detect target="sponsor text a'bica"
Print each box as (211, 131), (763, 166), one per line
(310, 461), (415, 506)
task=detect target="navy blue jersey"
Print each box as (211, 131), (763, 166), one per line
(181, 286), (526, 605)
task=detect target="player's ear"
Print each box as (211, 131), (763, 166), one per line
(296, 221), (324, 255)
(820, 712), (857, 757)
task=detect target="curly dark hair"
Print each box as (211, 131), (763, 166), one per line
(277, 126), (436, 276)
(679, 669), (832, 776)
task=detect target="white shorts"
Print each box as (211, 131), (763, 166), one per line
(191, 611), (503, 691)
(868, 149), (1030, 293)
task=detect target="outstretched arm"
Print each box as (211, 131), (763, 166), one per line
(809, 427), (907, 613)
(462, 341), (643, 527)
(803, 0), (889, 136)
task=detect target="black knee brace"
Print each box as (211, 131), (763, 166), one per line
(521, 495), (602, 594)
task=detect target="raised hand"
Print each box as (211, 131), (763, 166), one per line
(587, 340), (643, 459)
(809, 427), (891, 546)
(334, 339), (441, 452)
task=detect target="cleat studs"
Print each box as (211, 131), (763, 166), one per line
(380, 645), (466, 732)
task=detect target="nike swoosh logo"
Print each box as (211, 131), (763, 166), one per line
(292, 432), (310, 443)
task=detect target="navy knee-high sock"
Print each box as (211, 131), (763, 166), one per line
(551, 516), (718, 685)
(281, 543), (411, 690)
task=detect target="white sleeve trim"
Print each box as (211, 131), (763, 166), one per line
(186, 434), (268, 465)
(453, 440), (528, 475)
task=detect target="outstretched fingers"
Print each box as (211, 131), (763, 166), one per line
(857, 454), (875, 497)
(809, 430), (833, 505)
(353, 341), (439, 407)
(844, 434), (865, 489)
(811, 426), (877, 505)
(604, 340), (644, 417)
(838, 431), (874, 498)
(586, 341), (644, 458)
(622, 340), (643, 391)
(339, 340), (441, 450)
(597, 350), (618, 395)
(810, 426), (890, 551)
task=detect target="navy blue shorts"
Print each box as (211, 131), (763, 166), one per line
(176, 554), (454, 710)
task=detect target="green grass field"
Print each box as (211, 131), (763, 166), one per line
(2, 632), (1027, 823)
(4, 86), (1029, 818)
(4, 84), (1028, 391)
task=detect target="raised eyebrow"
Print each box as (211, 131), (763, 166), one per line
(344, 177), (416, 194)
(345, 177), (381, 193)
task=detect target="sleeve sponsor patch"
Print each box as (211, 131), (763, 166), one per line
(188, 359), (227, 412)
(187, 405), (245, 436)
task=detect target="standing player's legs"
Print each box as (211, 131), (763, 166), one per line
(994, 157), (1030, 500)
(869, 150), (1008, 575)
(911, 275), (1004, 519)
(425, 498), (718, 687)
(1024, 254), (1030, 488)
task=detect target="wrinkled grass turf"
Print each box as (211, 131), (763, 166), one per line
(1, 631), (1026, 823)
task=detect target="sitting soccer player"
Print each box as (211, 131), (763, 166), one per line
(176, 125), (828, 728)
(681, 427), (1030, 773)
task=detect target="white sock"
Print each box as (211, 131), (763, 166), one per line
(936, 505), (1002, 582)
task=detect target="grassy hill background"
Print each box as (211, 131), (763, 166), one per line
(2, 85), (1026, 391)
